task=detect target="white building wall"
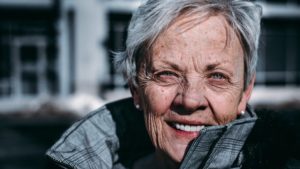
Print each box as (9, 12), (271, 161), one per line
(74, 0), (109, 95)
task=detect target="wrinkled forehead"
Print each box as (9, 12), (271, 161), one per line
(137, 11), (245, 72)
(152, 13), (241, 54)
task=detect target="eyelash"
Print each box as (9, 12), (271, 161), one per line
(209, 72), (227, 80)
(153, 71), (180, 84)
(157, 71), (178, 77)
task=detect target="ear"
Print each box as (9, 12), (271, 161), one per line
(130, 85), (141, 110)
(237, 74), (256, 115)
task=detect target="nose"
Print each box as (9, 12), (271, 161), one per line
(171, 78), (208, 114)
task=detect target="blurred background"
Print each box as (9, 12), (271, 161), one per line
(0, 0), (299, 168)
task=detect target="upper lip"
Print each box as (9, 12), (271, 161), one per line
(165, 111), (215, 126)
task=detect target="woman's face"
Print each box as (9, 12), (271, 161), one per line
(133, 15), (254, 165)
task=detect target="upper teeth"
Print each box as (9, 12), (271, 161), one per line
(174, 123), (204, 132)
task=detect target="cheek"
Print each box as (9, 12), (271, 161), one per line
(140, 85), (178, 149)
(206, 89), (241, 124)
(142, 85), (178, 115)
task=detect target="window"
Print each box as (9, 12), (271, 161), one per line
(0, 3), (59, 99)
(0, 36), (12, 97)
(255, 1), (300, 86)
(102, 12), (132, 90)
(0, 36), (58, 98)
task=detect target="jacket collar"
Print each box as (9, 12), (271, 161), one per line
(180, 106), (257, 169)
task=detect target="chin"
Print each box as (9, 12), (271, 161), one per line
(161, 122), (201, 163)
(167, 143), (189, 163)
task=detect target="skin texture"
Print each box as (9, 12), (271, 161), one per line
(132, 14), (255, 169)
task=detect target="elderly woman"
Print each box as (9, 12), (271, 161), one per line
(47, 0), (300, 169)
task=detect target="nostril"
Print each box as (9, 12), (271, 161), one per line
(198, 105), (207, 111)
(171, 104), (189, 115)
(170, 104), (207, 115)
(172, 91), (208, 115)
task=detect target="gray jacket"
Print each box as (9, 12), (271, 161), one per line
(46, 98), (300, 169)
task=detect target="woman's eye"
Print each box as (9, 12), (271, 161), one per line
(159, 71), (177, 77)
(209, 73), (226, 80)
(154, 71), (179, 84)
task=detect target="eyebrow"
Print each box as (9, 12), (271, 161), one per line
(157, 60), (232, 75)
(205, 62), (234, 76)
(206, 63), (222, 71)
(159, 60), (182, 71)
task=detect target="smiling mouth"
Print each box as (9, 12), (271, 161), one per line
(172, 123), (205, 132)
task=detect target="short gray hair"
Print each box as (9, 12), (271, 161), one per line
(114, 0), (262, 88)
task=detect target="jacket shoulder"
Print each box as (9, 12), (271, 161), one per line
(46, 98), (132, 169)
